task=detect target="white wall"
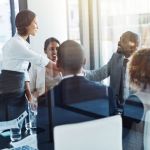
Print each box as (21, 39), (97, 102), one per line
(27, 0), (68, 53)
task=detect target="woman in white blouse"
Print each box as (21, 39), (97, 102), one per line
(0, 10), (56, 121)
(29, 37), (62, 99)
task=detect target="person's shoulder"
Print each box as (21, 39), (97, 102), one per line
(86, 78), (107, 88)
(2, 37), (14, 50)
(109, 53), (123, 64)
(29, 64), (45, 74)
(12, 35), (24, 45)
(87, 80), (111, 96)
(112, 52), (123, 58)
(5, 35), (24, 51)
(2, 37), (16, 53)
(11, 34), (30, 49)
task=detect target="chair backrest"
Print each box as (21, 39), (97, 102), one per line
(47, 88), (111, 142)
(54, 115), (122, 150)
(144, 110), (150, 150)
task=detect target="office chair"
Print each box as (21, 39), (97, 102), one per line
(54, 115), (122, 150)
(47, 87), (113, 142)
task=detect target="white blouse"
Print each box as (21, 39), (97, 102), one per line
(2, 34), (49, 81)
(29, 65), (62, 96)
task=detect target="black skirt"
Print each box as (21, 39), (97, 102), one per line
(0, 70), (25, 94)
(0, 70), (27, 121)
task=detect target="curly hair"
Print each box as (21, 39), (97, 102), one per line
(15, 9), (36, 36)
(128, 48), (150, 90)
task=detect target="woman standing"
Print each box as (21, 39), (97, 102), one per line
(0, 10), (56, 121)
(29, 37), (62, 99)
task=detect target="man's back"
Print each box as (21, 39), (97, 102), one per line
(47, 40), (114, 114)
(54, 76), (110, 104)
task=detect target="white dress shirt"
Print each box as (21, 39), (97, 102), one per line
(2, 34), (49, 81)
(123, 57), (130, 100)
(29, 64), (62, 96)
(62, 73), (84, 80)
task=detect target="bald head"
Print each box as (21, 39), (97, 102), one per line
(57, 40), (85, 75)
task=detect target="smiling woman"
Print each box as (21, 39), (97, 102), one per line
(29, 37), (62, 99)
(26, 17), (38, 36)
(0, 9), (56, 122)
(15, 10), (38, 37)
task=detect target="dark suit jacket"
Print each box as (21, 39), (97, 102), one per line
(86, 52), (124, 105)
(42, 76), (114, 147)
(47, 76), (114, 115)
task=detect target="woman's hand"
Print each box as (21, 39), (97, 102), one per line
(46, 60), (59, 71)
(46, 60), (60, 77)
(25, 81), (33, 102)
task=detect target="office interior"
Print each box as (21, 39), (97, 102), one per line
(0, 0), (150, 150)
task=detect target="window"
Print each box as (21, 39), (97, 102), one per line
(67, 0), (81, 43)
(0, 0), (12, 51)
(14, 0), (19, 15)
(0, 0), (19, 72)
(97, 0), (150, 65)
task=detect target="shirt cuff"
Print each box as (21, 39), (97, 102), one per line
(25, 71), (30, 81)
(39, 55), (50, 67)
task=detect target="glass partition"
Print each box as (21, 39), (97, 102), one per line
(67, 0), (80, 43)
(98, 0), (150, 65)
(0, 0), (11, 53)
(0, 0), (19, 73)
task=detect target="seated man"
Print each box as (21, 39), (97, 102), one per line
(47, 40), (114, 114)
(37, 40), (114, 149)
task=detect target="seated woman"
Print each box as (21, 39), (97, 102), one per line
(123, 48), (150, 150)
(29, 37), (62, 100)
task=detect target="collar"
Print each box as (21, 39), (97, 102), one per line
(123, 55), (131, 61)
(15, 33), (30, 47)
(62, 73), (84, 80)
